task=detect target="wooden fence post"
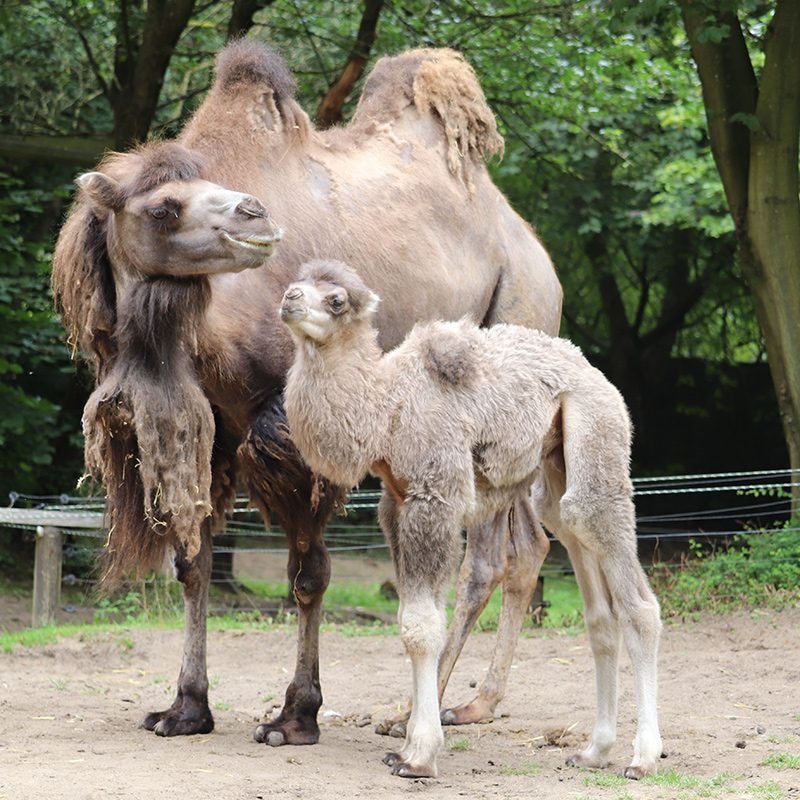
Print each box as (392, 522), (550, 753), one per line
(32, 525), (62, 627)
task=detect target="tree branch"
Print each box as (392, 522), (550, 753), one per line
(316, 0), (384, 129)
(66, 10), (110, 100)
(226, 0), (276, 41)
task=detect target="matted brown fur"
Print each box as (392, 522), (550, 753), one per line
(82, 277), (215, 585)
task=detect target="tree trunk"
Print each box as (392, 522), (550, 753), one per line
(682, 0), (800, 512)
(316, 0), (384, 128)
(227, 0), (276, 41)
(110, 0), (197, 149)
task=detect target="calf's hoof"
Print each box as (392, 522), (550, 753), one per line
(623, 763), (658, 780)
(375, 720), (407, 738)
(440, 701), (494, 726)
(390, 760), (437, 778)
(565, 751), (609, 770)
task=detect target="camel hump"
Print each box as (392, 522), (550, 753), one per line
(355, 48), (504, 180)
(417, 321), (483, 388)
(214, 39), (296, 101)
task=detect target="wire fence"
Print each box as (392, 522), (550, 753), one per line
(3, 468), (797, 593)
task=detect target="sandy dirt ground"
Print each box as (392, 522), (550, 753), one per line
(2, 603), (800, 800)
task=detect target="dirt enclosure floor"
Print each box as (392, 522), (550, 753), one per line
(1, 606), (799, 800)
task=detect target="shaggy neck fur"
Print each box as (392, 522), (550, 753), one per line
(285, 321), (389, 489)
(83, 275), (215, 584)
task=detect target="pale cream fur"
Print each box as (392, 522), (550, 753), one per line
(282, 260), (663, 780)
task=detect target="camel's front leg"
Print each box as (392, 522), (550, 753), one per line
(142, 523), (214, 736)
(381, 493), (457, 778)
(254, 526), (330, 746)
(442, 496), (550, 726)
(375, 511), (508, 738)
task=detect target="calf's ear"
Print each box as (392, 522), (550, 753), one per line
(76, 172), (124, 215)
(364, 290), (380, 317)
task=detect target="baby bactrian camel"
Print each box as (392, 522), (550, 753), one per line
(281, 260), (663, 780)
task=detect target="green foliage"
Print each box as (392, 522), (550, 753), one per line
(760, 753), (800, 771)
(655, 524), (800, 616)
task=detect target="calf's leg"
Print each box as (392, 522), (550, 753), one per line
(381, 493), (457, 778)
(440, 496), (549, 725)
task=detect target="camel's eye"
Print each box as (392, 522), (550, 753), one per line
(328, 294), (347, 314)
(148, 200), (180, 223)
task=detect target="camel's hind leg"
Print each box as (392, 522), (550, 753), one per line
(441, 496), (550, 726)
(540, 392), (662, 777)
(142, 522), (214, 736)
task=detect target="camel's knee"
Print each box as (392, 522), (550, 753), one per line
(583, 603), (620, 657)
(399, 594), (446, 657)
(288, 539), (331, 607)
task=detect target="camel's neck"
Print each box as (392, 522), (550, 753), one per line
(114, 274), (211, 379)
(285, 324), (390, 489)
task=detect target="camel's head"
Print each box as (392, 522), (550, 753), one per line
(280, 260), (380, 343)
(76, 142), (283, 278)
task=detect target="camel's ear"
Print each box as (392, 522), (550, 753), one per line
(364, 290), (380, 317)
(76, 172), (124, 214)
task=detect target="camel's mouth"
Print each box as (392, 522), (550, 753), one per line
(222, 229), (284, 254)
(280, 304), (307, 322)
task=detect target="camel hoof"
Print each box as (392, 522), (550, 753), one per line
(391, 760), (436, 779)
(142, 705), (214, 737)
(623, 764), (655, 780)
(253, 719), (320, 746)
(565, 752), (607, 770)
(383, 751), (401, 767)
(375, 719), (408, 737)
(440, 705), (493, 726)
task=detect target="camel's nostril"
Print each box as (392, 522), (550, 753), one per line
(285, 287), (303, 300)
(236, 197), (269, 218)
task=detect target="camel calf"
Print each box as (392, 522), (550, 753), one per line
(281, 259), (662, 779)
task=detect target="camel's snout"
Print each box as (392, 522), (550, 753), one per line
(236, 196), (270, 220)
(280, 286), (307, 322)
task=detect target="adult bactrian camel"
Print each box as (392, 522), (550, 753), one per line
(280, 259), (662, 779)
(52, 40), (561, 747)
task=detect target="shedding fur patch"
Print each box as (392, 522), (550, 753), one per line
(421, 324), (481, 387)
(215, 39), (296, 101)
(412, 50), (504, 189)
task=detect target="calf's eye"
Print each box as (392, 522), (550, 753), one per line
(150, 207), (169, 220)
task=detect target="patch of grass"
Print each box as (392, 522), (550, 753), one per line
(499, 762), (541, 777)
(213, 701), (232, 712)
(49, 677), (67, 690)
(643, 767), (697, 788)
(117, 636), (135, 651)
(581, 772), (629, 788)
(768, 735), (797, 744)
(749, 782), (785, 799)
(446, 736), (471, 751)
(761, 753), (800, 770)
(642, 769), (734, 796)
(260, 693), (274, 704)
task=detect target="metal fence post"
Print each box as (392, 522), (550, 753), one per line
(32, 525), (62, 627)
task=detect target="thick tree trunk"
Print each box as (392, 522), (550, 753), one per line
(111, 0), (197, 149)
(745, 0), (800, 509)
(682, 0), (800, 512)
